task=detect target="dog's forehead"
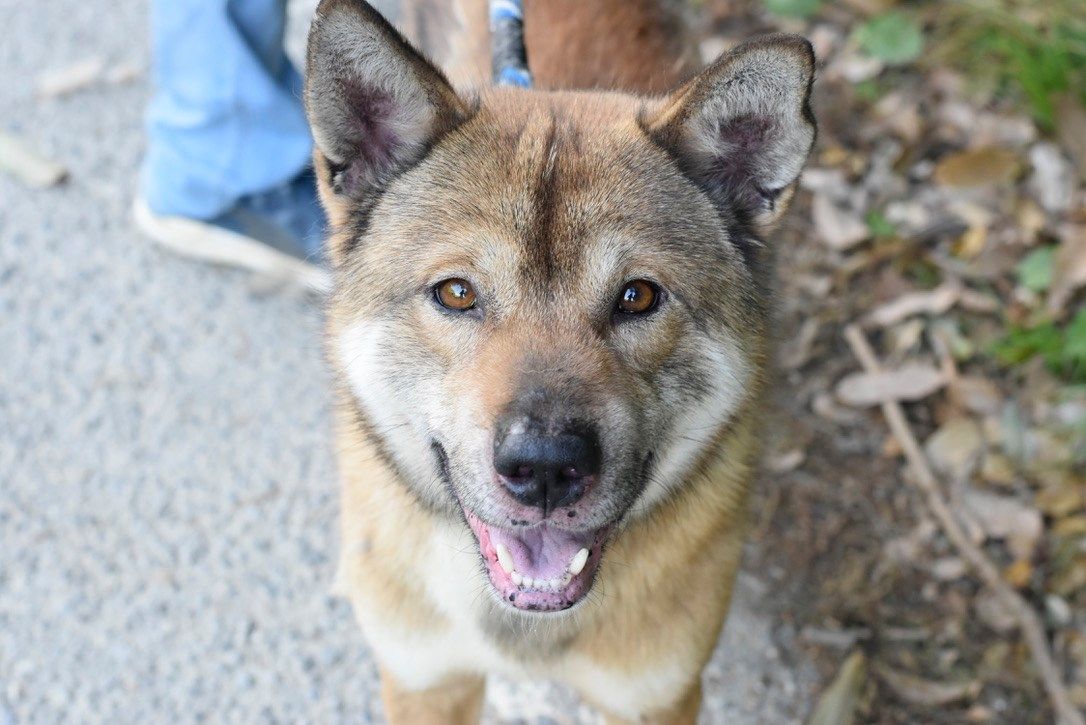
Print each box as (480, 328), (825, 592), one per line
(376, 90), (728, 283)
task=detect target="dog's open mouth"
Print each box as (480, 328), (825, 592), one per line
(465, 510), (608, 612)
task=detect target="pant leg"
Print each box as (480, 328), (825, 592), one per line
(141, 0), (313, 220)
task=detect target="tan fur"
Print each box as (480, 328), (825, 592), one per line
(380, 669), (486, 723)
(305, 0), (814, 721)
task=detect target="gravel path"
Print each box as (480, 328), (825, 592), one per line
(0, 1), (813, 721)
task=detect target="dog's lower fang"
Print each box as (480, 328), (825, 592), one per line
(569, 547), (589, 575)
(496, 543), (515, 574)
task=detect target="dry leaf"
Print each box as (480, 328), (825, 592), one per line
(974, 587), (1018, 633)
(866, 284), (960, 327)
(980, 453), (1017, 487)
(1035, 481), (1085, 518)
(888, 319), (925, 356)
(1002, 558), (1033, 589)
(954, 225), (988, 259)
(876, 665), (980, 706)
(37, 57), (105, 97)
(812, 392), (866, 425)
(1055, 93), (1086, 182)
(1015, 197), (1048, 244)
(874, 91), (922, 142)
(933, 147), (1021, 188)
(1028, 142), (1075, 213)
(813, 193), (870, 251)
(801, 626), (870, 650)
(830, 52), (884, 83)
(949, 376), (1002, 415)
(884, 521), (937, 564)
(925, 418), (983, 479)
(0, 131), (68, 188)
(1049, 225), (1086, 313)
(931, 556), (968, 581)
(836, 364), (945, 407)
(809, 651), (867, 725)
(1045, 595), (1072, 627)
(1054, 516), (1086, 538)
(961, 489), (1043, 559)
(105, 62), (142, 85)
(766, 448), (805, 473)
(957, 288), (1000, 314)
(780, 318), (820, 370)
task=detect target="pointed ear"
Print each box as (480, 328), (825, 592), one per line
(304, 0), (469, 203)
(645, 34), (816, 234)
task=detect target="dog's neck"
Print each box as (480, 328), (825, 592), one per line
(522, 0), (700, 94)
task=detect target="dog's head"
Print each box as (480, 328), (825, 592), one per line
(306, 0), (814, 613)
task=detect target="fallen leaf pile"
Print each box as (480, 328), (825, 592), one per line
(702, 0), (1086, 721)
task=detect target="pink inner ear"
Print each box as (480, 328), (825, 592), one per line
(705, 113), (780, 213)
(339, 82), (402, 191)
(719, 113), (772, 151)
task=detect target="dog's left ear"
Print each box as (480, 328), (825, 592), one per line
(645, 34), (816, 234)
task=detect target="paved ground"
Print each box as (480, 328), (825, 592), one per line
(0, 0), (813, 721)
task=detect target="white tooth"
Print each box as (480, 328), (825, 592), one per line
(569, 548), (590, 576)
(511, 571), (523, 586)
(523, 577), (535, 589)
(495, 544), (514, 575)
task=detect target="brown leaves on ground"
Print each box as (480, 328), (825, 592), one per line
(933, 147), (1022, 188)
(699, 0), (1086, 721)
(836, 364), (946, 406)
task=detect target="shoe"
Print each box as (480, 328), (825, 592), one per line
(133, 171), (330, 294)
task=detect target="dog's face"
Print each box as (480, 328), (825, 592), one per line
(306, 0), (814, 613)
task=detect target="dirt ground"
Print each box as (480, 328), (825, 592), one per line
(703, 1), (1086, 722)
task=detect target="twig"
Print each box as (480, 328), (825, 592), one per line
(843, 324), (1084, 725)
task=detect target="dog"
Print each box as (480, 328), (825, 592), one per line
(303, 0), (815, 721)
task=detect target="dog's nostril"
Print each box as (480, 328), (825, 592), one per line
(516, 465), (533, 479)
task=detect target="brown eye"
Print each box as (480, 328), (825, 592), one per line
(616, 280), (660, 315)
(434, 278), (477, 311)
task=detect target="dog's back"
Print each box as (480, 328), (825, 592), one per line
(400, 0), (700, 93)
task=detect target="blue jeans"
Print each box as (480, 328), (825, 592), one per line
(141, 0), (313, 219)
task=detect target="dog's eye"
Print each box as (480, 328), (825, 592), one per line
(434, 278), (477, 311)
(615, 280), (660, 315)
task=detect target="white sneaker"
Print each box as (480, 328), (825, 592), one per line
(132, 197), (331, 294)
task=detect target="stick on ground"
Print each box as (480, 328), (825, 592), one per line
(843, 324), (1084, 725)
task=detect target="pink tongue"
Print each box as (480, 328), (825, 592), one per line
(489, 525), (592, 580)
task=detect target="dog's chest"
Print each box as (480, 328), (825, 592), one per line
(349, 522), (554, 686)
(344, 521), (698, 718)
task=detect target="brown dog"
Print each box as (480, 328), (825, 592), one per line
(303, 0), (815, 721)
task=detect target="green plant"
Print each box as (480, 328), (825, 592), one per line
(865, 210), (897, 239)
(765, 0), (822, 19)
(992, 309), (1086, 383)
(855, 12), (925, 65)
(930, 0), (1086, 129)
(1017, 245), (1055, 292)
(853, 79), (884, 103)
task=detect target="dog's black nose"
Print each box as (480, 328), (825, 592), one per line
(493, 426), (601, 512)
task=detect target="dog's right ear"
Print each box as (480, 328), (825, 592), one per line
(305, 0), (468, 228)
